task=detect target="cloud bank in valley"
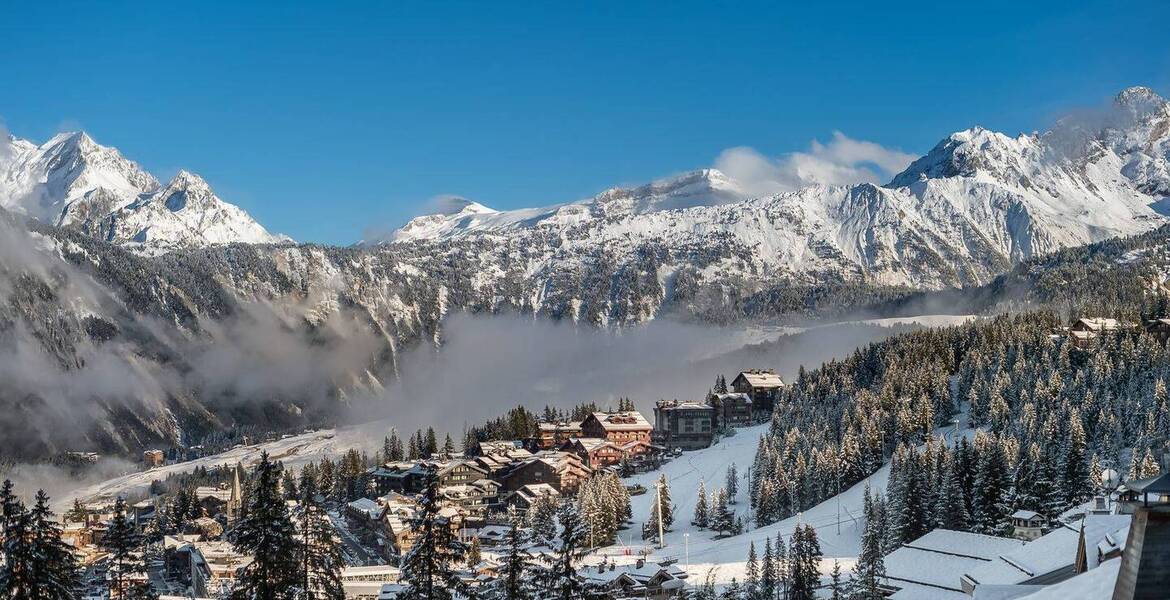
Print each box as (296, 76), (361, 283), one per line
(359, 312), (919, 437)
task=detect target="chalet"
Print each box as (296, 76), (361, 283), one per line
(731, 370), (784, 416)
(708, 392), (753, 429)
(1145, 318), (1170, 343)
(1071, 317), (1125, 333)
(438, 479), (499, 517)
(537, 421), (584, 450)
(1011, 509), (1047, 540)
(369, 462), (432, 496)
(143, 449), (165, 467)
(569, 438), (627, 469)
(580, 411), (653, 445)
(1069, 317), (1133, 349)
(581, 560), (689, 599)
(497, 451), (591, 495)
(436, 459), (490, 488)
(194, 472), (241, 523)
(652, 400), (714, 450)
(503, 483), (561, 511)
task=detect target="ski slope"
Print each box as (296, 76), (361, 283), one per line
(58, 421), (386, 510)
(599, 424), (891, 584)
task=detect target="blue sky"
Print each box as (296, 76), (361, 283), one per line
(2, 1), (1168, 244)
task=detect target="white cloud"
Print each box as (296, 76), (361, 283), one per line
(714, 131), (918, 198)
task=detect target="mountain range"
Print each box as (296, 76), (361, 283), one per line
(0, 131), (285, 255)
(1, 86), (1169, 459)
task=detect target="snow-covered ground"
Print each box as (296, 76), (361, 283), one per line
(58, 421), (386, 510)
(598, 424), (891, 585)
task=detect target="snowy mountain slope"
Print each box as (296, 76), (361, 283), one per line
(597, 424), (890, 584)
(0, 131), (285, 254)
(392, 87), (1170, 290)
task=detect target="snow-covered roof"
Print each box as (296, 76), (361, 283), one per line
(1013, 558), (1121, 600)
(658, 401), (712, 411)
(712, 392), (752, 403)
(885, 530), (1024, 594)
(586, 411), (652, 431)
(888, 581), (971, 600)
(1073, 318), (1123, 332)
(347, 498), (384, 520)
(538, 421), (582, 431)
(1011, 510), (1042, 521)
(962, 523), (1080, 587)
(734, 370), (785, 388)
(905, 529), (1025, 559)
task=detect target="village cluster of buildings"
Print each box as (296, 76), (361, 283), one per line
(61, 368), (787, 599)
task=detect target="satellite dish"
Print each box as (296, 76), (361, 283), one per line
(1101, 468), (1120, 488)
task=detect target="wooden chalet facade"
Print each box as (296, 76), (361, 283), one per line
(731, 370), (784, 416)
(709, 392), (754, 429)
(537, 421), (584, 450)
(497, 451), (591, 495)
(580, 411), (653, 445)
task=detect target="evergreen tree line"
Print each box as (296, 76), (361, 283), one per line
(705, 524), (825, 600)
(752, 312), (1170, 533)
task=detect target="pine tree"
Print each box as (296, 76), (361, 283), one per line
(775, 532), (790, 598)
(400, 472), (466, 600)
(721, 578), (745, 600)
(299, 476), (345, 600)
(971, 435), (1011, 535)
(727, 463), (739, 504)
(759, 538), (776, 600)
(424, 428), (439, 458)
(29, 490), (80, 599)
(0, 491), (35, 600)
(654, 474), (674, 530)
(789, 524), (822, 600)
(710, 487), (734, 536)
(850, 485), (886, 600)
(388, 430), (405, 462)
(490, 518), (539, 600)
(693, 480), (709, 529)
(934, 452), (970, 530)
(1061, 410), (1093, 507)
(231, 452), (301, 600)
(442, 434), (456, 458)
(103, 497), (144, 600)
(548, 500), (591, 600)
(526, 494), (558, 547)
(744, 541), (760, 600)
(829, 559), (843, 600)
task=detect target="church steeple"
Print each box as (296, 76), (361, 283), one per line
(228, 463), (242, 522)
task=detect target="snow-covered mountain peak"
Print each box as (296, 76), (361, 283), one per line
(1115, 86), (1168, 117)
(0, 130), (284, 254)
(387, 86), (1170, 292)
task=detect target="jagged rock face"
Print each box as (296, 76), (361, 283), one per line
(0, 132), (286, 255)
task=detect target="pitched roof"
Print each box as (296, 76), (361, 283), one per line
(735, 370), (785, 388)
(884, 530), (1024, 594)
(962, 523), (1080, 587)
(1123, 472), (1170, 494)
(586, 411), (651, 431)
